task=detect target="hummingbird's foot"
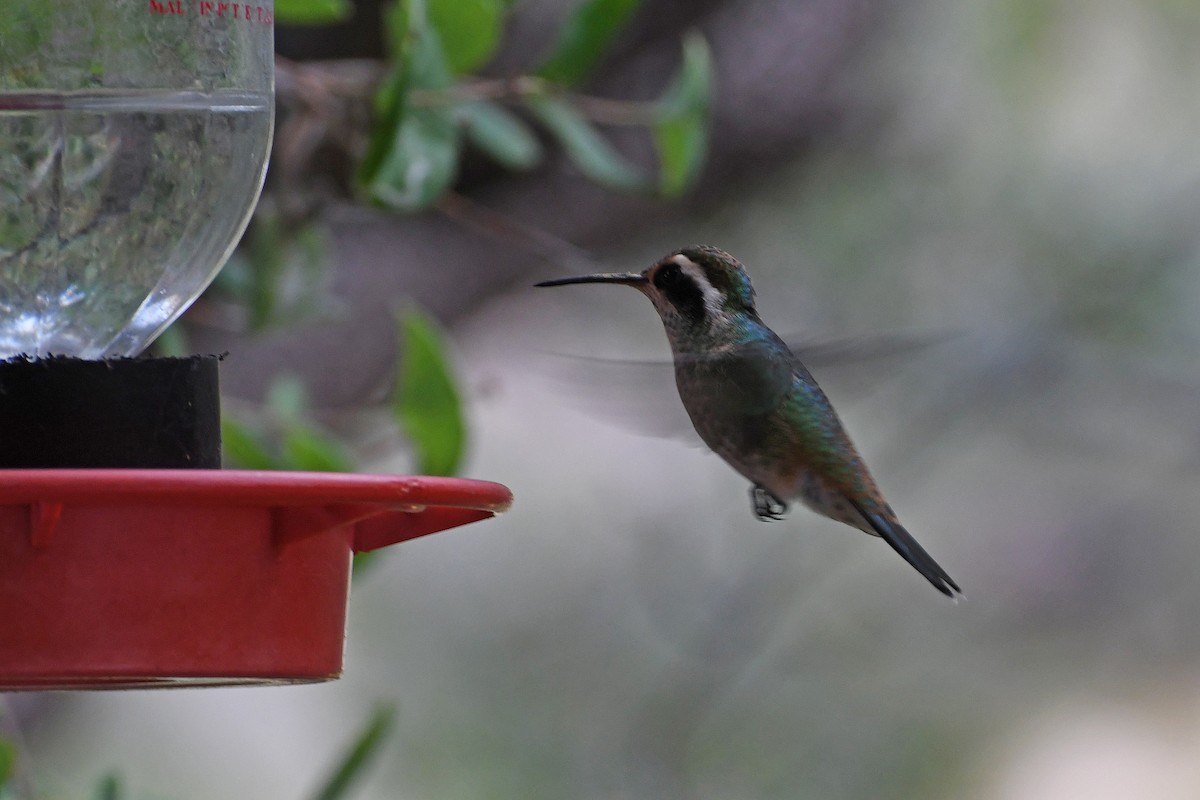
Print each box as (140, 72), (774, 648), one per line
(751, 485), (788, 521)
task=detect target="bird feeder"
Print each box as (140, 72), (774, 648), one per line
(0, 1), (511, 689)
(0, 467), (510, 689)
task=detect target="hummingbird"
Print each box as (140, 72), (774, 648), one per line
(536, 245), (961, 598)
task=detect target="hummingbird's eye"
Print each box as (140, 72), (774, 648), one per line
(652, 262), (706, 323)
(653, 263), (682, 289)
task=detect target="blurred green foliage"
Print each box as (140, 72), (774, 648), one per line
(0, 737), (14, 796)
(196, 0), (712, 342)
(221, 308), (465, 479)
(523, 93), (646, 191)
(394, 307), (467, 477)
(459, 100), (543, 170)
(274, 0), (354, 25)
(222, 376), (355, 472)
(359, 0), (714, 210)
(215, 215), (332, 334)
(308, 705), (397, 800)
(359, 0), (461, 210)
(427, 0), (505, 76)
(92, 774), (121, 800)
(651, 30), (712, 196)
(0, 709), (395, 800)
(536, 0), (641, 87)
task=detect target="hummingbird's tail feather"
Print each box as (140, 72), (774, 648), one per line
(849, 501), (962, 599)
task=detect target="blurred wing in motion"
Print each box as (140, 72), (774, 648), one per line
(538, 331), (953, 441)
(538, 351), (699, 441)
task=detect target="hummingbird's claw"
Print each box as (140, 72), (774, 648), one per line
(751, 485), (788, 521)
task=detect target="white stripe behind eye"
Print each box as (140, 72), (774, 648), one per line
(670, 254), (724, 316)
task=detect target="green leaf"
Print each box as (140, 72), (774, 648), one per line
(351, 550), (381, 577)
(151, 322), (189, 358)
(222, 378), (353, 473)
(274, 0), (353, 25)
(394, 308), (466, 476)
(244, 216), (287, 329)
(0, 738), (14, 788)
(537, 0), (642, 87)
(359, 0), (416, 189)
(653, 31), (713, 196)
(369, 105), (461, 211)
(399, 4), (455, 91)
(382, 0), (413, 58)
(309, 705), (397, 800)
(362, 3), (463, 211)
(221, 418), (281, 470)
(525, 95), (647, 191)
(93, 772), (123, 800)
(282, 427), (354, 472)
(461, 101), (544, 170)
(214, 218), (332, 331)
(359, 65), (409, 190)
(427, 0), (505, 74)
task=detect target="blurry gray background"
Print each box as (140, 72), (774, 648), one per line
(19, 0), (1200, 797)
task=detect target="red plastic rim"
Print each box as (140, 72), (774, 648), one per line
(0, 470), (512, 690)
(0, 469), (512, 511)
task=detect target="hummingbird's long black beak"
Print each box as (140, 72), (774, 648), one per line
(535, 272), (648, 288)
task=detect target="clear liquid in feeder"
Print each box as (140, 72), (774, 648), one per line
(0, 1), (274, 358)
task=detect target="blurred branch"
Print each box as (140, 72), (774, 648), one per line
(436, 192), (597, 270)
(410, 77), (661, 126)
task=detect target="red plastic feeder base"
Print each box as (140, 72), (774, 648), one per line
(0, 470), (511, 690)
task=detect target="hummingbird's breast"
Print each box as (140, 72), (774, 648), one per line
(672, 340), (885, 533)
(671, 348), (797, 493)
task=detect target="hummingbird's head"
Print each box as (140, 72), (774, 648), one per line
(645, 245), (757, 325)
(536, 245), (759, 347)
